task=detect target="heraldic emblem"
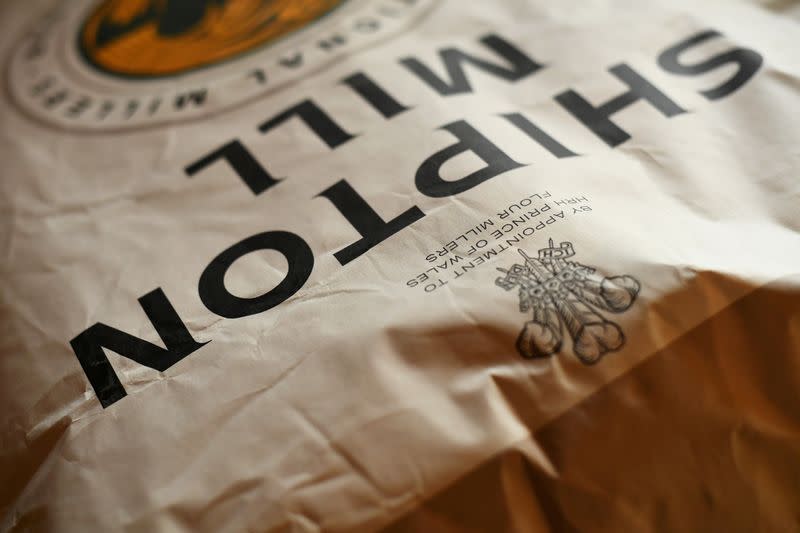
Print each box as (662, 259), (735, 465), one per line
(496, 239), (640, 364)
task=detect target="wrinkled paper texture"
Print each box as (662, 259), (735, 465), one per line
(1, 0), (799, 531)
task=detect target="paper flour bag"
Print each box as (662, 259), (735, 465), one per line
(1, 0), (799, 531)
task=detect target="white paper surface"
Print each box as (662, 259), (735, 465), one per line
(1, 0), (799, 531)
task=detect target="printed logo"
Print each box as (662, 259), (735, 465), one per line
(6, 0), (434, 131)
(496, 240), (640, 364)
(79, 0), (346, 78)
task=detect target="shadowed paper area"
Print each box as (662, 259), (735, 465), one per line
(384, 276), (800, 533)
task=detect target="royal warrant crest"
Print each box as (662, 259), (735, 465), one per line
(496, 239), (640, 364)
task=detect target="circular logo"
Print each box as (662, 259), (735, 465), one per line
(6, 0), (435, 132)
(79, 0), (346, 78)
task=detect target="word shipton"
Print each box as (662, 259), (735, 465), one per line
(70, 29), (763, 408)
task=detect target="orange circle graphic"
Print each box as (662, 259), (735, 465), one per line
(80, 0), (346, 77)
